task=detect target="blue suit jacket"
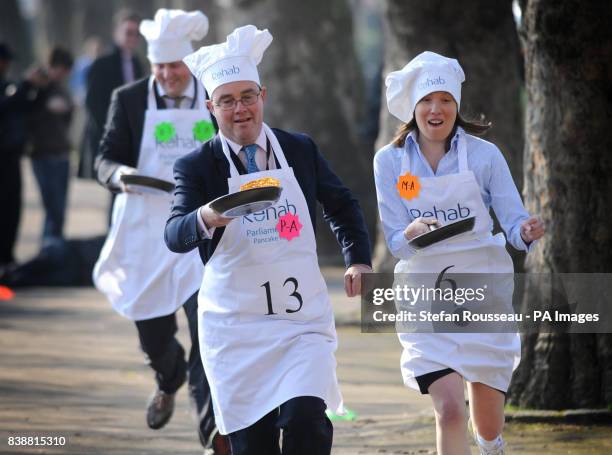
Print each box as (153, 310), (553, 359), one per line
(164, 129), (372, 267)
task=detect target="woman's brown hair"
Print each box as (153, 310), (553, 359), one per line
(391, 114), (491, 149)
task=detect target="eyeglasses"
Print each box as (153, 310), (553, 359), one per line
(214, 91), (261, 111)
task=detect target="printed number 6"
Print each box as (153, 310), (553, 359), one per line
(435, 265), (457, 292)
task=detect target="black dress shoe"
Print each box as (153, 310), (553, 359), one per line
(146, 389), (176, 429)
(212, 432), (231, 455)
(203, 431), (231, 455)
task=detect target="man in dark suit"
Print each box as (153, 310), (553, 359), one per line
(164, 130), (372, 271)
(79, 9), (144, 180)
(93, 9), (227, 455)
(165, 25), (372, 455)
(0, 43), (45, 273)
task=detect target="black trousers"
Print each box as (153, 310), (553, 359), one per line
(0, 150), (22, 265)
(134, 292), (215, 447)
(228, 396), (333, 455)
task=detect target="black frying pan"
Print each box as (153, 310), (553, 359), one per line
(210, 186), (283, 218)
(119, 174), (175, 193)
(408, 216), (476, 249)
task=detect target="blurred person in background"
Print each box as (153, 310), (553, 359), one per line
(78, 9), (144, 180)
(92, 9), (227, 454)
(0, 43), (46, 275)
(26, 47), (74, 249)
(69, 36), (103, 105)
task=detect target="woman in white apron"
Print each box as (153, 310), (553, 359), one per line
(374, 52), (544, 455)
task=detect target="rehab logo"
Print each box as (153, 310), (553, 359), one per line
(242, 199), (297, 223)
(210, 65), (240, 81)
(409, 203), (471, 222)
(417, 76), (446, 91)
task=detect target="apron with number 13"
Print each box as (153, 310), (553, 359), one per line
(396, 128), (521, 393)
(198, 124), (343, 435)
(94, 76), (214, 320)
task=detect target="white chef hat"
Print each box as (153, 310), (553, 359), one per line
(183, 25), (273, 96)
(385, 51), (465, 123)
(140, 9), (209, 64)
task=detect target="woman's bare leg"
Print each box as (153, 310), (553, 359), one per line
(428, 372), (471, 455)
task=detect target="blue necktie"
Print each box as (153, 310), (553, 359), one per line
(243, 144), (259, 173)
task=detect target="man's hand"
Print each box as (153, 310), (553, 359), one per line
(520, 216), (545, 243)
(344, 263), (373, 298)
(117, 166), (140, 193)
(201, 203), (233, 228)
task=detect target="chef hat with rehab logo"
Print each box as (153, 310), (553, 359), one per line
(385, 51), (465, 123)
(139, 9), (209, 64)
(183, 25), (273, 96)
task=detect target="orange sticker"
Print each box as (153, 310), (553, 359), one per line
(396, 172), (421, 200)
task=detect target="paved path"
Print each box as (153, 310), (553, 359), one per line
(1, 163), (610, 454)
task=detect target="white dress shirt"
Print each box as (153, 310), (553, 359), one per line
(224, 128), (275, 173)
(374, 129), (533, 260)
(156, 77), (196, 109)
(121, 51), (135, 83)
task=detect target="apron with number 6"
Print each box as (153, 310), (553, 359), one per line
(94, 76), (215, 321)
(395, 128), (521, 393)
(198, 124), (343, 435)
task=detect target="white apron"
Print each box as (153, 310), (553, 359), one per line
(94, 77), (214, 321)
(198, 124), (343, 434)
(395, 130), (521, 392)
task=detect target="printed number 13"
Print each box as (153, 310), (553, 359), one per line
(261, 277), (303, 315)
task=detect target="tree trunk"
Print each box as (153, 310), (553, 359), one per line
(507, 0), (612, 409)
(214, 0), (376, 265)
(374, 0), (523, 272)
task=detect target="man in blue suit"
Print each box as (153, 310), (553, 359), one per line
(165, 25), (372, 455)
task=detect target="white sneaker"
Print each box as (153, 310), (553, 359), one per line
(468, 418), (505, 455)
(475, 438), (505, 455)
